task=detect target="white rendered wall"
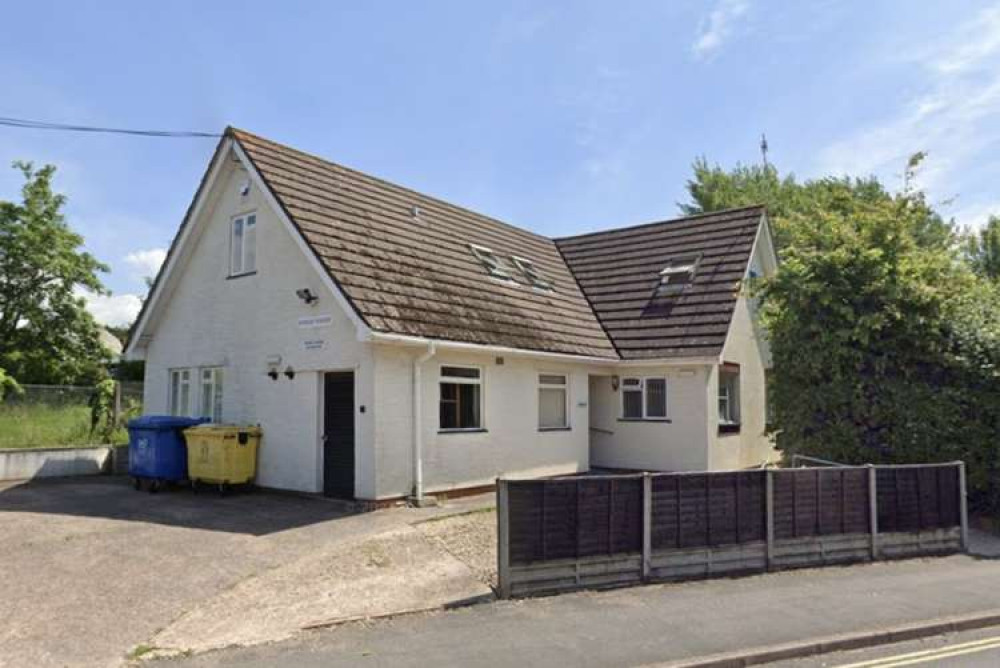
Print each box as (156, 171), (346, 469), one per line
(139, 153), (373, 494)
(371, 345), (591, 499)
(588, 366), (711, 472)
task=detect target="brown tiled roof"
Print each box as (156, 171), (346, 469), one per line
(231, 128), (618, 358)
(555, 207), (765, 360)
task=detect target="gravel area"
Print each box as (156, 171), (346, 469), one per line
(417, 507), (497, 588)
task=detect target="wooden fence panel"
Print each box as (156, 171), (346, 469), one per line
(500, 463), (965, 596)
(878, 465), (960, 533)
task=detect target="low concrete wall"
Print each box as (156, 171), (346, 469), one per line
(0, 446), (113, 481)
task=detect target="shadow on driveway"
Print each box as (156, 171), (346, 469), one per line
(0, 475), (359, 536)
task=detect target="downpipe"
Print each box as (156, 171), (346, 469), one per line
(411, 342), (436, 505)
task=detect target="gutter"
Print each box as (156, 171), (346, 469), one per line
(367, 331), (719, 368)
(411, 342), (437, 505)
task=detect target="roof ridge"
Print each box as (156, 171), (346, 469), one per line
(227, 126), (556, 246)
(553, 205), (766, 243)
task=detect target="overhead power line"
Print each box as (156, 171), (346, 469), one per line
(0, 115), (221, 138)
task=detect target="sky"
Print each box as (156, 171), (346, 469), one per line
(2, 1), (999, 326)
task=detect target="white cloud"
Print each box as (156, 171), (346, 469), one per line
(692, 0), (750, 61)
(76, 289), (143, 327)
(816, 5), (1000, 215)
(124, 248), (167, 280)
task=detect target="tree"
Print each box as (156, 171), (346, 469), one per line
(0, 162), (111, 385)
(684, 156), (1000, 510)
(681, 155), (954, 251)
(967, 215), (1000, 280)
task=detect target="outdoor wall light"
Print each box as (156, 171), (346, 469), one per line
(611, 375), (620, 391)
(295, 288), (319, 305)
(284, 365), (296, 380)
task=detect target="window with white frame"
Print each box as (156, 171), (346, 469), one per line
(169, 367), (224, 421)
(439, 365), (483, 430)
(230, 212), (257, 276)
(719, 365), (741, 427)
(169, 369), (192, 417)
(538, 374), (569, 429)
(199, 367), (224, 422)
(621, 376), (668, 420)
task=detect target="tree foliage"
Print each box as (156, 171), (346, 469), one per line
(0, 162), (111, 384)
(967, 215), (1000, 280)
(0, 366), (21, 401)
(683, 156), (1000, 510)
(681, 156), (954, 250)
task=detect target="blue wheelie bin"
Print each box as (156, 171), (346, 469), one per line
(127, 415), (207, 493)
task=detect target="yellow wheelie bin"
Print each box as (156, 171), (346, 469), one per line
(183, 425), (261, 495)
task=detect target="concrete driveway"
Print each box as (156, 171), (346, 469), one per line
(0, 477), (492, 668)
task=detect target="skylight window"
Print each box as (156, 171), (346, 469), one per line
(512, 256), (553, 291)
(655, 253), (702, 297)
(469, 244), (513, 281)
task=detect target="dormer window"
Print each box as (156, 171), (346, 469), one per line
(656, 253), (701, 297)
(469, 244), (512, 281)
(512, 256), (553, 291)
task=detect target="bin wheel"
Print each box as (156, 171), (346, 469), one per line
(191, 479), (199, 494)
(149, 480), (160, 494)
(218, 483), (228, 497)
(132, 477), (142, 491)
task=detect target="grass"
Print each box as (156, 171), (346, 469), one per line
(0, 403), (128, 449)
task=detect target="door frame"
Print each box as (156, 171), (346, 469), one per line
(317, 367), (358, 498)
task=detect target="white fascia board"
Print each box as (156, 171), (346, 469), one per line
(124, 138), (234, 360)
(367, 331), (718, 367)
(231, 141), (372, 341)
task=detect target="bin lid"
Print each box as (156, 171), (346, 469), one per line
(128, 415), (209, 430)
(184, 424), (262, 436)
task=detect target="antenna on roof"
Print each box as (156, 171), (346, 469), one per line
(760, 133), (769, 168)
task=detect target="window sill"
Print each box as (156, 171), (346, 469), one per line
(618, 418), (672, 423)
(718, 423), (741, 434)
(227, 271), (257, 280)
(538, 426), (572, 432)
(438, 428), (488, 434)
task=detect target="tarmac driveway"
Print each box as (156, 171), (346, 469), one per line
(0, 476), (491, 668)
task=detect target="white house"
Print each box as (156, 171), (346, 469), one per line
(125, 128), (778, 502)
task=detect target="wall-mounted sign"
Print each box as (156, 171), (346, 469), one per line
(302, 339), (327, 352)
(298, 314), (333, 329)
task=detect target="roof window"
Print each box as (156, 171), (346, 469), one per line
(469, 244), (513, 281)
(655, 253), (701, 297)
(512, 256), (553, 291)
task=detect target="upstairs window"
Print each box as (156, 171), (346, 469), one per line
(440, 365), (483, 431)
(656, 253), (701, 297)
(231, 213), (257, 276)
(719, 364), (741, 429)
(622, 377), (668, 420)
(469, 244), (512, 281)
(512, 256), (553, 291)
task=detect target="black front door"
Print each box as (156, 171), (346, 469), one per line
(323, 371), (355, 499)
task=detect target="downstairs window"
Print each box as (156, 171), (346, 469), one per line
(439, 365), (483, 430)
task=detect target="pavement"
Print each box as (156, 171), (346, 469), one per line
(0, 476), (494, 668)
(164, 531), (1000, 668)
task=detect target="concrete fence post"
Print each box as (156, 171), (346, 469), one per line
(958, 461), (969, 552)
(868, 465), (879, 561)
(642, 473), (652, 581)
(497, 478), (511, 599)
(765, 469), (775, 570)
